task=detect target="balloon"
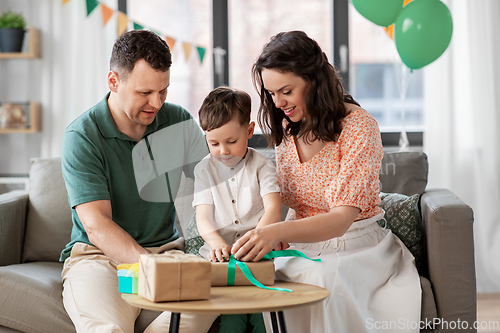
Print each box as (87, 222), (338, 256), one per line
(350, 0), (404, 27)
(394, 0), (453, 69)
(383, 0), (413, 39)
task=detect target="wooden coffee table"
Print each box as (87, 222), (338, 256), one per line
(122, 281), (329, 333)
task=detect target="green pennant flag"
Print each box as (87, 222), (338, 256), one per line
(133, 22), (144, 30)
(85, 0), (99, 16)
(197, 46), (206, 63)
(152, 30), (161, 37)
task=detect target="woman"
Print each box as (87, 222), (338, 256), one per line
(231, 31), (421, 333)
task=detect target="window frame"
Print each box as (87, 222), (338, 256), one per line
(201, 0), (422, 147)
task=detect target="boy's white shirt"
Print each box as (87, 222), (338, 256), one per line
(193, 147), (280, 259)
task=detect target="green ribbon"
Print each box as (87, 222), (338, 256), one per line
(262, 249), (322, 262)
(226, 250), (322, 292)
(227, 255), (236, 286)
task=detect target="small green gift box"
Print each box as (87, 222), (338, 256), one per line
(117, 263), (139, 294)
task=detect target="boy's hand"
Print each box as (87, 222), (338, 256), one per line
(208, 242), (231, 262)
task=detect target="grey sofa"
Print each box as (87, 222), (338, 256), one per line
(0, 152), (476, 333)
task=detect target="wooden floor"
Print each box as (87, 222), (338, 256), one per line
(477, 293), (500, 333)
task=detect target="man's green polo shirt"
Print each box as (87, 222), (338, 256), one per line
(60, 93), (208, 261)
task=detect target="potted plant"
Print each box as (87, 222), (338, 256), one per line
(0, 10), (27, 53)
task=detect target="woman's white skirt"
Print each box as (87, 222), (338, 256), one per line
(264, 213), (422, 333)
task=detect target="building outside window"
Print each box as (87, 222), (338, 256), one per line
(127, 0), (424, 138)
(228, 0), (333, 132)
(348, 3), (424, 133)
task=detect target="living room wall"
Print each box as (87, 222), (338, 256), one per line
(0, 0), (115, 175)
(0, 0), (44, 175)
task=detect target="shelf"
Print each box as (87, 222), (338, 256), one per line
(0, 102), (41, 133)
(0, 27), (41, 59)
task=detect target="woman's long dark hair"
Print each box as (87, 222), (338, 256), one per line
(252, 31), (359, 147)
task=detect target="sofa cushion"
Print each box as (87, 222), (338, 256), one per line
(379, 151), (428, 196)
(378, 192), (424, 271)
(184, 212), (205, 256)
(22, 158), (72, 263)
(0, 262), (75, 333)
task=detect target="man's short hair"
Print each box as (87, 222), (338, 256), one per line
(198, 86), (252, 132)
(110, 30), (172, 80)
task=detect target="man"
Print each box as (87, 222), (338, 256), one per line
(60, 30), (217, 332)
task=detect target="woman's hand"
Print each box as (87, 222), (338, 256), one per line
(231, 225), (280, 262)
(208, 242), (231, 262)
(274, 242), (290, 251)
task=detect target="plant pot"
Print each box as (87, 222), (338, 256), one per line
(0, 28), (26, 52)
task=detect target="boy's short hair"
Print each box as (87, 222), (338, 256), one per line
(198, 86), (251, 131)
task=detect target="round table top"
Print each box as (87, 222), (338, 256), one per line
(122, 281), (329, 315)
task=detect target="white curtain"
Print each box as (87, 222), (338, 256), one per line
(423, 0), (500, 292)
(32, 0), (116, 158)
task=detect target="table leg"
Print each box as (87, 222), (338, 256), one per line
(168, 312), (180, 333)
(270, 312), (279, 332)
(278, 311), (287, 333)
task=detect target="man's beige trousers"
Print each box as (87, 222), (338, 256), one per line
(62, 241), (218, 333)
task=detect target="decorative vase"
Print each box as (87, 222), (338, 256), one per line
(0, 28), (25, 52)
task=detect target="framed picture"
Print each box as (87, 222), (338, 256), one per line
(0, 102), (30, 129)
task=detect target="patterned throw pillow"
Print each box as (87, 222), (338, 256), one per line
(378, 192), (424, 271)
(184, 212), (205, 257)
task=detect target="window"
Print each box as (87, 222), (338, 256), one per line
(348, 3), (425, 134)
(127, 0), (212, 117)
(228, 0), (333, 133)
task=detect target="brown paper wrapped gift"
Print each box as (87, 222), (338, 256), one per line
(139, 250), (211, 302)
(211, 259), (275, 286)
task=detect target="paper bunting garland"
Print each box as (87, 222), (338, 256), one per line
(63, 0), (210, 64)
(101, 4), (114, 26)
(182, 42), (192, 61)
(117, 11), (128, 36)
(85, 0), (99, 16)
(133, 23), (144, 30)
(165, 37), (176, 51)
(197, 47), (206, 63)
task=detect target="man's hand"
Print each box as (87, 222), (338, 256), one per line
(76, 200), (150, 264)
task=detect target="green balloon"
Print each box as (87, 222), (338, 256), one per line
(394, 0), (453, 69)
(350, 0), (404, 27)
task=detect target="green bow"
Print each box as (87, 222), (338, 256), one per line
(227, 249), (322, 292)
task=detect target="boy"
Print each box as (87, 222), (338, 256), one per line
(193, 86), (282, 333)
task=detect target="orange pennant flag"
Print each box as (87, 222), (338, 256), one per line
(165, 37), (176, 51)
(182, 42), (192, 61)
(384, 25), (394, 39)
(101, 4), (114, 26)
(117, 11), (129, 36)
(62, 0), (71, 4)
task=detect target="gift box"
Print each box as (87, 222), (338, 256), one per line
(138, 250), (211, 302)
(117, 263), (139, 294)
(211, 259), (275, 286)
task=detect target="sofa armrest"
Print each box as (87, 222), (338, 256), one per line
(420, 189), (476, 331)
(0, 190), (29, 266)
